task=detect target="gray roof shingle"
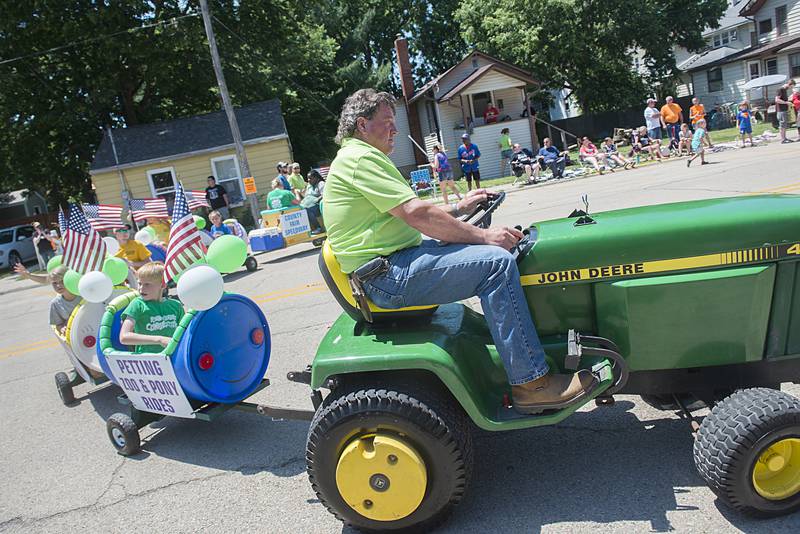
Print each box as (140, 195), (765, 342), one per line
(90, 99), (286, 171)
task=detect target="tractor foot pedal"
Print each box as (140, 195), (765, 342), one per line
(595, 396), (615, 406)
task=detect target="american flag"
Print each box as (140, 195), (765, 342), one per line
(129, 198), (169, 222)
(186, 190), (210, 210)
(315, 166), (330, 179)
(62, 203), (107, 274)
(163, 184), (206, 284)
(57, 209), (66, 234)
(82, 204), (123, 230)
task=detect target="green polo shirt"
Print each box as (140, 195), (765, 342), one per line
(288, 173), (305, 191)
(499, 133), (512, 151)
(323, 137), (421, 273)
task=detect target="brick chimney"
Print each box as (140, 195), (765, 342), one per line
(394, 36), (427, 165)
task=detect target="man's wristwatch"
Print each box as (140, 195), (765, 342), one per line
(450, 202), (461, 217)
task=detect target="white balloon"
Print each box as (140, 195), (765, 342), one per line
(176, 265), (224, 311)
(103, 236), (120, 255)
(78, 271), (114, 303)
(135, 228), (154, 245)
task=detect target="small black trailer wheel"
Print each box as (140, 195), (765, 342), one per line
(55, 372), (75, 406)
(311, 237), (325, 247)
(107, 413), (141, 456)
(694, 387), (800, 517)
(244, 255), (258, 272)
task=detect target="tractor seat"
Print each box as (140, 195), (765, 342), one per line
(318, 241), (437, 323)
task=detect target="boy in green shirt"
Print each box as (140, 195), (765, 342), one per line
(267, 178), (301, 210)
(120, 262), (184, 354)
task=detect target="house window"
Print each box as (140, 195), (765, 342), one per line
(712, 30), (737, 48)
(759, 18), (773, 35)
(707, 68), (723, 92)
(469, 91), (492, 122)
(146, 167), (177, 198)
(765, 57), (778, 75)
(790, 53), (800, 77)
(748, 61), (761, 80)
(210, 155), (245, 206)
(776, 6), (788, 36)
(33, 206), (41, 215)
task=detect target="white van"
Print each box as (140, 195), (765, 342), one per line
(0, 225), (38, 269)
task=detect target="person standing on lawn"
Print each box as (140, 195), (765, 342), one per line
(644, 98), (663, 141)
(205, 176), (230, 219)
(660, 96), (683, 146)
(457, 133), (481, 191)
(689, 97), (705, 131)
(432, 145), (461, 205)
(737, 101), (754, 148)
(775, 79), (795, 144)
(498, 128), (513, 177)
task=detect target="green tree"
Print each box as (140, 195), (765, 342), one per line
(455, 0), (727, 113)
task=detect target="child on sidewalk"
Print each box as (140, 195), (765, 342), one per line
(119, 262), (184, 354)
(678, 124), (693, 156)
(687, 119), (712, 167)
(737, 101), (754, 147)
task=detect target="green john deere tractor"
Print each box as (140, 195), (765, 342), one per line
(296, 193), (800, 532)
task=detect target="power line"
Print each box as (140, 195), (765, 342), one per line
(0, 13), (199, 66)
(210, 15), (340, 121)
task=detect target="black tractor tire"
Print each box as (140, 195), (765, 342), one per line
(694, 387), (800, 517)
(306, 382), (473, 533)
(55, 372), (75, 406)
(8, 251), (22, 267)
(107, 413), (141, 456)
(244, 255), (257, 272)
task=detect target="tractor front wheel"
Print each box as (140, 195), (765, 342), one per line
(694, 387), (800, 517)
(306, 383), (472, 532)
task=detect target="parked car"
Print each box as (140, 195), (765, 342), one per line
(0, 224), (37, 269)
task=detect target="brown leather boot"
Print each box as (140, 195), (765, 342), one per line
(512, 371), (599, 414)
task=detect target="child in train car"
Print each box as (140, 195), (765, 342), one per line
(119, 262), (184, 354)
(48, 265), (80, 336)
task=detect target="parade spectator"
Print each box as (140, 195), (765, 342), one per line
(431, 145), (461, 205)
(630, 126), (663, 162)
(13, 262), (48, 284)
(678, 124), (693, 156)
(119, 262), (184, 354)
(687, 119), (711, 167)
(484, 101), (500, 124)
(792, 87), (800, 137)
(114, 224), (151, 270)
(208, 210), (232, 238)
(205, 176), (230, 219)
(498, 128), (512, 177)
(300, 169), (326, 234)
(775, 79), (795, 144)
(737, 101), (754, 148)
(538, 137), (568, 179)
(275, 162), (293, 191)
(509, 143), (540, 185)
(579, 137), (613, 175)
(48, 265), (80, 336)
(660, 96), (683, 146)
(288, 163), (306, 198)
(50, 228), (63, 254)
(689, 97), (705, 130)
(267, 177), (301, 209)
(32, 222), (54, 270)
(644, 98), (662, 140)
(457, 133), (481, 190)
(601, 137), (633, 168)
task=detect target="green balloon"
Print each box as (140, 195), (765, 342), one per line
(144, 225), (156, 238)
(193, 215), (206, 230)
(206, 235), (247, 274)
(63, 269), (82, 296)
(103, 256), (129, 285)
(47, 255), (63, 273)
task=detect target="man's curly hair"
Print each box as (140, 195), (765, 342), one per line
(335, 89), (396, 145)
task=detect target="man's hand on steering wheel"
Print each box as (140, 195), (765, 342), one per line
(483, 226), (522, 251)
(456, 188), (489, 215)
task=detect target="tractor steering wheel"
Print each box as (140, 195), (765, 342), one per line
(459, 191), (505, 229)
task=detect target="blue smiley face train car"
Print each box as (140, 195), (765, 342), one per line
(96, 291), (272, 455)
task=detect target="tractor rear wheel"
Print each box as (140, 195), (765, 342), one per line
(694, 387), (800, 517)
(306, 382), (472, 532)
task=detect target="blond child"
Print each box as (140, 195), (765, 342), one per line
(678, 124), (692, 156)
(48, 265), (80, 336)
(601, 137), (633, 169)
(119, 262), (184, 354)
(737, 102), (754, 147)
(687, 119), (712, 167)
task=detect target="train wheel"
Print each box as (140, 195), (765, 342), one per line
(107, 413), (141, 456)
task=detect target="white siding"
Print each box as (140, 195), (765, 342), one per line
(754, 0), (800, 42)
(692, 61), (747, 104)
(431, 55), (493, 101)
(493, 87), (526, 119)
(461, 119), (533, 181)
(389, 103), (417, 168)
(460, 70), (526, 96)
(438, 99), (468, 157)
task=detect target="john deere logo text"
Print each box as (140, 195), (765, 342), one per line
(536, 263), (645, 284)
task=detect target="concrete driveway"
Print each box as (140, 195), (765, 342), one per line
(2, 140), (800, 533)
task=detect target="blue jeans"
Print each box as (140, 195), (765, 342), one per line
(666, 123), (680, 142)
(363, 240), (550, 385)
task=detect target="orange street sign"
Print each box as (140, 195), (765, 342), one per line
(243, 176), (257, 195)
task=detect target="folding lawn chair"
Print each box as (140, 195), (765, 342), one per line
(409, 168), (438, 199)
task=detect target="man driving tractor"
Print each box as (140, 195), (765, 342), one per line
(323, 89), (599, 413)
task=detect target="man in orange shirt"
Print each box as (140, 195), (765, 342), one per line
(689, 97), (705, 130)
(660, 96), (684, 146)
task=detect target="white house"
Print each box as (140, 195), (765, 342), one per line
(391, 39), (542, 179)
(676, 0), (800, 107)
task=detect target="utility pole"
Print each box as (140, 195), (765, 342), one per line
(199, 0), (260, 225)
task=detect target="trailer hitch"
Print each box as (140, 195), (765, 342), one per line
(565, 330), (629, 396)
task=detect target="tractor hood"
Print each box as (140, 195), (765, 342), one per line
(518, 195), (800, 282)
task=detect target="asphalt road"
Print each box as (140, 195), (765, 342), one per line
(3, 140), (800, 533)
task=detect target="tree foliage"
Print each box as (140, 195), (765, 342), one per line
(456, 0), (727, 113)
